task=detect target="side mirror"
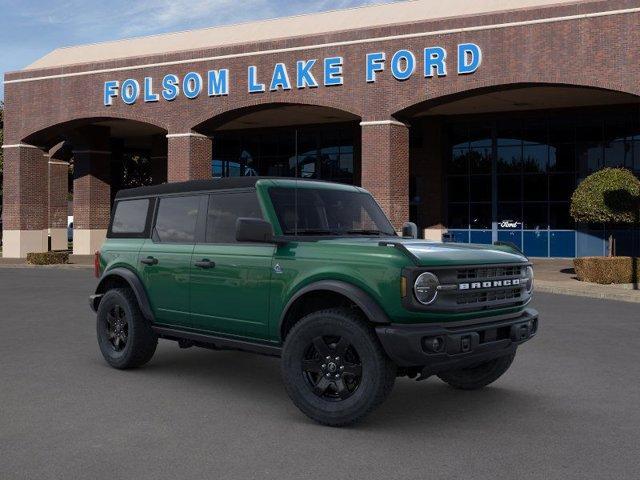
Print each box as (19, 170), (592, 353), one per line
(402, 222), (418, 239)
(236, 218), (275, 243)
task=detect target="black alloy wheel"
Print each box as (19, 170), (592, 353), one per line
(281, 308), (396, 426)
(105, 304), (129, 352)
(302, 335), (363, 401)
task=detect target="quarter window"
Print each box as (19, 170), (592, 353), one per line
(205, 192), (263, 243)
(154, 196), (200, 243)
(111, 199), (150, 234)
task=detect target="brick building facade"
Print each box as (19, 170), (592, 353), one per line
(3, 0), (640, 257)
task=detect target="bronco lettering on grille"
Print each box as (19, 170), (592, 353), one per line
(458, 279), (521, 290)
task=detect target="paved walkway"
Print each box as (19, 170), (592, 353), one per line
(532, 258), (640, 303)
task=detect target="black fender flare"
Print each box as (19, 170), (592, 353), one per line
(94, 268), (155, 322)
(279, 280), (391, 332)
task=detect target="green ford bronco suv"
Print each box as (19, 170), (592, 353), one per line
(90, 177), (537, 426)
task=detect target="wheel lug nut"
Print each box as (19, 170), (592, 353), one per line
(321, 364), (326, 369)
(335, 357), (339, 361)
(326, 356), (331, 361)
(325, 373), (331, 377)
(340, 366), (344, 370)
(335, 374), (340, 379)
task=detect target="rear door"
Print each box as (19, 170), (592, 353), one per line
(139, 194), (204, 328)
(190, 190), (275, 339)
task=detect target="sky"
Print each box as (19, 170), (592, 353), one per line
(0, 0), (395, 100)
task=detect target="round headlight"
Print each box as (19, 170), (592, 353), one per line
(525, 266), (534, 293)
(414, 272), (440, 305)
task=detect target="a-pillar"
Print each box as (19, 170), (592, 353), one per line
(151, 134), (168, 184)
(360, 120), (410, 230)
(71, 126), (111, 255)
(166, 132), (212, 182)
(1, 143), (49, 258)
(48, 143), (70, 251)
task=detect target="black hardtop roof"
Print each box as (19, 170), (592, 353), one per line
(114, 177), (341, 199)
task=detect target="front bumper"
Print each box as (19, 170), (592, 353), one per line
(375, 309), (538, 373)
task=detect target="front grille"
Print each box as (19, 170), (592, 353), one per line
(404, 262), (531, 312)
(457, 265), (523, 281)
(456, 287), (522, 305)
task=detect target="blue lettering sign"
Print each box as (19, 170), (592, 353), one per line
(270, 63), (292, 91)
(101, 45), (483, 106)
(458, 43), (482, 74)
(183, 72), (203, 99)
(366, 52), (385, 83)
(162, 74), (180, 101)
(144, 77), (159, 102)
(121, 79), (140, 105)
(424, 47), (447, 77)
(324, 57), (343, 86)
(208, 69), (229, 96)
(390, 50), (415, 81)
(104, 80), (119, 106)
(248, 66), (265, 93)
(296, 60), (318, 89)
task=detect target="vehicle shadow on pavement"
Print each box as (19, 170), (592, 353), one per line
(123, 343), (540, 431)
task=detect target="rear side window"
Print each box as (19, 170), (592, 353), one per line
(111, 199), (150, 235)
(154, 196), (200, 243)
(205, 192), (263, 243)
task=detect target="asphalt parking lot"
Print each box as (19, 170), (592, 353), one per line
(1, 268), (639, 480)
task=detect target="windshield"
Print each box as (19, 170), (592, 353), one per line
(268, 187), (396, 236)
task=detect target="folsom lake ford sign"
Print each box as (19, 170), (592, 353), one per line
(103, 43), (482, 106)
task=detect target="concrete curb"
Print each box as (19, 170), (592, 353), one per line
(536, 280), (640, 303)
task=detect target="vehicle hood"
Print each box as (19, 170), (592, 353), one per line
(396, 239), (527, 266)
(315, 237), (528, 266)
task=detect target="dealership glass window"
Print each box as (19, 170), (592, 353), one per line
(443, 108), (640, 256)
(211, 123), (358, 185)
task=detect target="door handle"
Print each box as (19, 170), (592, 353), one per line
(140, 256), (159, 266)
(194, 259), (215, 269)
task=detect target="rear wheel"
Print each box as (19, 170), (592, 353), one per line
(96, 288), (158, 369)
(437, 353), (515, 390)
(281, 308), (396, 427)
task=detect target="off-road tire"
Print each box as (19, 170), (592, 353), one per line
(281, 308), (396, 427)
(96, 288), (158, 369)
(437, 352), (515, 390)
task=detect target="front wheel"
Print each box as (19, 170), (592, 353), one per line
(437, 353), (515, 390)
(281, 308), (396, 427)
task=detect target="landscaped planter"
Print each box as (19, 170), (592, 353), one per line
(26, 251), (69, 265)
(574, 256), (640, 284)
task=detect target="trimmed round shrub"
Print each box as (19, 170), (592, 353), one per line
(570, 168), (640, 224)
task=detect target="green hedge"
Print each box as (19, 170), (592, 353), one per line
(573, 256), (640, 284)
(26, 251), (69, 265)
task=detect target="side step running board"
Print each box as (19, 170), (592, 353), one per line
(152, 326), (282, 357)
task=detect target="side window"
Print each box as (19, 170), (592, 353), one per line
(110, 199), (150, 235)
(154, 196), (200, 243)
(205, 192), (263, 243)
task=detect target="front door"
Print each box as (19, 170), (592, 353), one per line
(190, 191), (274, 339)
(139, 194), (203, 328)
